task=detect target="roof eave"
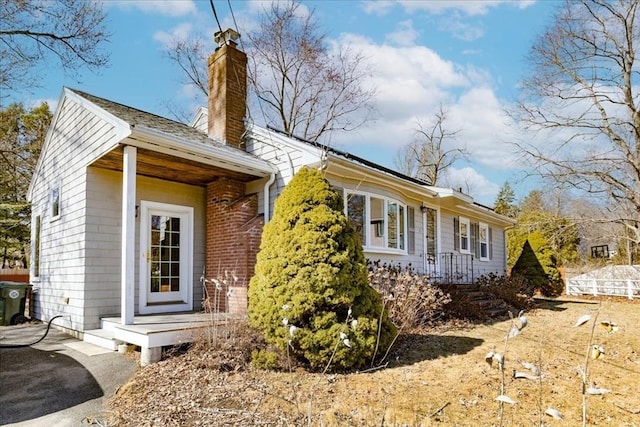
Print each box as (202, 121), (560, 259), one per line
(321, 155), (439, 199)
(128, 125), (275, 177)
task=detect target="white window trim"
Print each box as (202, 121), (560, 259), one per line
(459, 216), (471, 254)
(138, 201), (194, 314)
(49, 179), (61, 221)
(479, 222), (489, 261)
(344, 190), (408, 254)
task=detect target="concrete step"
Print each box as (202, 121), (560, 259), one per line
(486, 307), (509, 318)
(475, 299), (500, 309)
(100, 317), (120, 332)
(83, 328), (122, 351)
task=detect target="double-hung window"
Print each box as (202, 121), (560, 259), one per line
(478, 222), (489, 261)
(455, 216), (492, 260)
(458, 217), (470, 253)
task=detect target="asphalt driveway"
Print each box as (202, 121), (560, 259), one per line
(0, 322), (137, 426)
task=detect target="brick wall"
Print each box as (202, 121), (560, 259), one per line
(205, 177), (263, 313)
(207, 41), (247, 149)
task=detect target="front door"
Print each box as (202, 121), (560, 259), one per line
(139, 201), (193, 314)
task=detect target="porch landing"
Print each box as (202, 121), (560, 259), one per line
(83, 313), (245, 365)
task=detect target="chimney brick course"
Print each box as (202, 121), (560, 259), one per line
(207, 40), (247, 149)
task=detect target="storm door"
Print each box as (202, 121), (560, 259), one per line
(139, 201), (193, 314)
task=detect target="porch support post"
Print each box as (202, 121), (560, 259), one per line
(121, 145), (137, 325)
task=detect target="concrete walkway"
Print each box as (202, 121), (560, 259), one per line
(0, 322), (137, 426)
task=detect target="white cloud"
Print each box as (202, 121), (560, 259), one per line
(439, 12), (484, 41)
(178, 83), (202, 101)
(110, 0), (197, 17)
(445, 166), (501, 204)
(153, 23), (193, 48)
(331, 34), (469, 150)
(517, 1), (537, 10)
(362, 0), (396, 16)
(447, 86), (519, 170)
(385, 20), (420, 47)
(325, 32), (526, 204)
(396, 0), (529, 16)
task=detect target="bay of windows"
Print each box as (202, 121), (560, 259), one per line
(345, 192), (408, 252)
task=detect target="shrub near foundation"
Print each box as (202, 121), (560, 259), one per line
(248, 167), (396, 371)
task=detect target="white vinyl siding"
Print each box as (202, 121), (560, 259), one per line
(83, 169), (206, 329)
(29, 94), (207, 331)
(246, 129), (322, 221)
(447, 210), (507, 277)
(29, 95), (122, 330)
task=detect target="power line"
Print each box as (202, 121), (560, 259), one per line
(209, 0), (223, 35)
(227, 0), (244, 51)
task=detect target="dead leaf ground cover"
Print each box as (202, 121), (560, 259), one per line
(107, 296), (640, 426)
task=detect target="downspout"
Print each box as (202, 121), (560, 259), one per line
(263, 171), (276, 223)
(422, 208), (427, 274)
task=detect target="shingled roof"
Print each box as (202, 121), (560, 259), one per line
(70, 88), (260, 161)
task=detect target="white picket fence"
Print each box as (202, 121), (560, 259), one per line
(566, 278), (640, 299)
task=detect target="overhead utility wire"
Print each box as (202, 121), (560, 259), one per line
(226, 0), (270, 133)
(209, 0), (224, 35)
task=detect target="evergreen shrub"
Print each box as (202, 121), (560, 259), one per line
(512, 234), (564, 296)
(248, 167), (396, 371)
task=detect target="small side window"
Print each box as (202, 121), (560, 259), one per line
(50, 180), (61, 220)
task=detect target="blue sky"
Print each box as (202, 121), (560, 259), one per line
(8, 0), (561, 206)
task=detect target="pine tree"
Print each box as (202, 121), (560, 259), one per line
(0, 102), (51, 267)
(494, 181), (518, 218)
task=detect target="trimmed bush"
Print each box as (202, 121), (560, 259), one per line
(248, 167), (396, 371)
(512, 235), (564, 296)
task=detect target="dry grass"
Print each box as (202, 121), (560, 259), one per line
(107, 296), (640, 426)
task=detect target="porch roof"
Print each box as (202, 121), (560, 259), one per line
(74, 89), (274, 185)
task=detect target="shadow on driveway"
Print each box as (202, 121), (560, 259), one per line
(0, 323), (136, 426)
(0, 345), (103, 424)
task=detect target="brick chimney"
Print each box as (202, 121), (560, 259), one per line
(208, 28), (247, 148)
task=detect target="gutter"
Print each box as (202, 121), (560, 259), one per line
(128, 125), (274, 176)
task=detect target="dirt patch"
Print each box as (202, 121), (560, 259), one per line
(108, 297), (640, 426)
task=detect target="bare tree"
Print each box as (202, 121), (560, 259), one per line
(514, 0), (640, 253)
(395, 106), (467, 186)
(0, 0), (109, 100)
(246, 2), (374, 142)
(162, 1), (374, 142)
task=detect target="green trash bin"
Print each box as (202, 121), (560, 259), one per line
(0, 282), (31, 326)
